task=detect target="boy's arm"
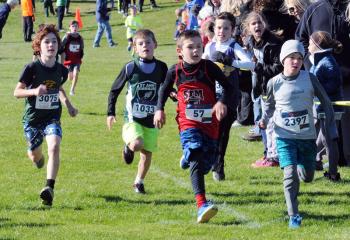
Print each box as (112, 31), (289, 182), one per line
(80, 36), (84, 59)
(107, 66), (128, 116)
(59, 86), (78, 117)
(260, 79), (275, 129)
(310, 74), (338, 140)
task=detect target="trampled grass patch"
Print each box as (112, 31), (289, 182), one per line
(1, 1), (349, 239)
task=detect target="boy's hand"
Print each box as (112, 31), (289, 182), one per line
(212, 101), (227, 121)
(258, 120), (266, 130)
(34, 84), (47, 96)
(153, 110), (166, 129)
(68, 106), (78, 117)
(169, 91), (178, 102)
(107, 116), (116, 130)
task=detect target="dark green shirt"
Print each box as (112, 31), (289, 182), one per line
(19, 60), (68, 126)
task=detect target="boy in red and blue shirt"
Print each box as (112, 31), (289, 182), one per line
(154, 30), (235, 223)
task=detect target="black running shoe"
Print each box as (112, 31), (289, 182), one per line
(123, 145), (134, 164)
(133, 183), (146, 194)
(40, 186), (54, 206)
(324, 171), (341, 182)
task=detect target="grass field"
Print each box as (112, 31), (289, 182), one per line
(1, 1), (350, 239)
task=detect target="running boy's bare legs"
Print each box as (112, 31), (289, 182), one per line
(46, 135), (61, 180)
(70, 67), (79, 96)
(27, 145), (44, 166)
(137, 150), (152, 180)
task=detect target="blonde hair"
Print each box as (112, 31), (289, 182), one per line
(280, 0), (312, 14)
(242, 11), (268, 36)
(133, 29), (157, 46)
(220, 0), (247, 17)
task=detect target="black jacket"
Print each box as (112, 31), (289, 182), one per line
(247, 31), (283, 97)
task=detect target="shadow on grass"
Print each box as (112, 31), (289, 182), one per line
(101, 195), (192, 205)
(301, 190), (350, 197)
(213, 219), (245, 226)
(0, 222), (56, 229)
(301, 212), (350, 223)
(79, 111), (105, 116)
(211, 190), (279, 198)
(22, 205), (83, 211)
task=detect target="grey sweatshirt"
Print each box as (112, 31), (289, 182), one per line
(261, 70), (338, 140)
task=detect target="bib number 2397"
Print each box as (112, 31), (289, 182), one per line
(35, 93), (59, 109)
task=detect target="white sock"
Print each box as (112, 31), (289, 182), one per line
(134, 176), (144, 185)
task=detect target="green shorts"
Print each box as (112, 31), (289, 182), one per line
(122, 122), (159, 152)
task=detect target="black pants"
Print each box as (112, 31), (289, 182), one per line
(44, 0), (55, 17)
(212, 107), (236, 174)
(123, 0), (130, 15)
(189, 149), (205, 195)
(23, 16), (33, 42)
(138, 0), (157, 12)
(65, 0), (70, 12)
(56, 6), (65, 30)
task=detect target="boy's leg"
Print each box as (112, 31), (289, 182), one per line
(24, 123), (45, 168)
(133, 149), (152, 194)
(283, 165), (300, 216)
(40, 122), (62, 206)
(212, 108), (235, 180)
(70, 65), (80, 95)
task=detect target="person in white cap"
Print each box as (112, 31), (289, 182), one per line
(259, 39), (338, 229)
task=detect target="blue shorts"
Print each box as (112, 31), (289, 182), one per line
(180, 128), (217, 174)
(67, 64), (80, 72)
(276, 138), (316, 170)
(23, 120), (62, 151)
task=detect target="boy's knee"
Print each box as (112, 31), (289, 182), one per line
(298, 167), (314, 183)
(129, 138), (144, 151)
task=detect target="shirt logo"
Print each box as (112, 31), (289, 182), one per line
(184, 89), (204, 104)
(136, 80), (157, 101)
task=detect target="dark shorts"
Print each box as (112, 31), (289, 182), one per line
(23, 120), (62, 151)
(180, 128), (217, 174)
(276, 137), (316, 170)
(67, 64), (80, 72)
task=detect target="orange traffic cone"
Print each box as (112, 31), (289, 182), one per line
(75, 8), (83, 29)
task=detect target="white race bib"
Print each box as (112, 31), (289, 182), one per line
(132, 102), (155, 118)
(185, 104), (212, 123)
(35, 93), (59, 109)
(280, 110), (310, 133)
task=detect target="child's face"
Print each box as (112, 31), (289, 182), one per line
(69, 23), (79, 33)
(40, 32), (58, 58)
(177, 36), (203, 64)
(308, 39), (318, 55)
(134, 36), (156, 60)
(129, 7), (137, 16)
(214, 19), (233, 43)
(249, 17), (265, 41)
(283, 53), (303, 76)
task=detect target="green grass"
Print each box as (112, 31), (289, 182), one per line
(1, 1), (350, 239)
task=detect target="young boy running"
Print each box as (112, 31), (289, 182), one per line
(60, 20), (84, 96)
(154, 30), (235, 223)
(259, 40), (337, 228)
(107, 29), (168, 194)
(14, 24), (78, 206)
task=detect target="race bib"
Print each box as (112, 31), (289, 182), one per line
(280, 110), (310, 133)
(132, 102), (155, 118)
(35, 93), (59, 109)
(69, 43), (80, 53)
(185, 104), (212, 123)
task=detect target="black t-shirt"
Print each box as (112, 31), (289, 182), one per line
(19, 60), (68, 126)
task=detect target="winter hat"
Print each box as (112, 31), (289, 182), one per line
(279, 39), (305, 64)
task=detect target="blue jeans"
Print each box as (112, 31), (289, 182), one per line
(93, 20), (114, 46)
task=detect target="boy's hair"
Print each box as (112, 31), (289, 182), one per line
(70, 20), (79, 26)
(215, 12), (236, 30)
(133, 29), (157, 45)
(176, 30), (201, 48)
(310, 31), (343, 54)
(32, 24), (61, 56)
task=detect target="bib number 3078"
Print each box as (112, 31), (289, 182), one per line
(35, 93), (59, 109)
